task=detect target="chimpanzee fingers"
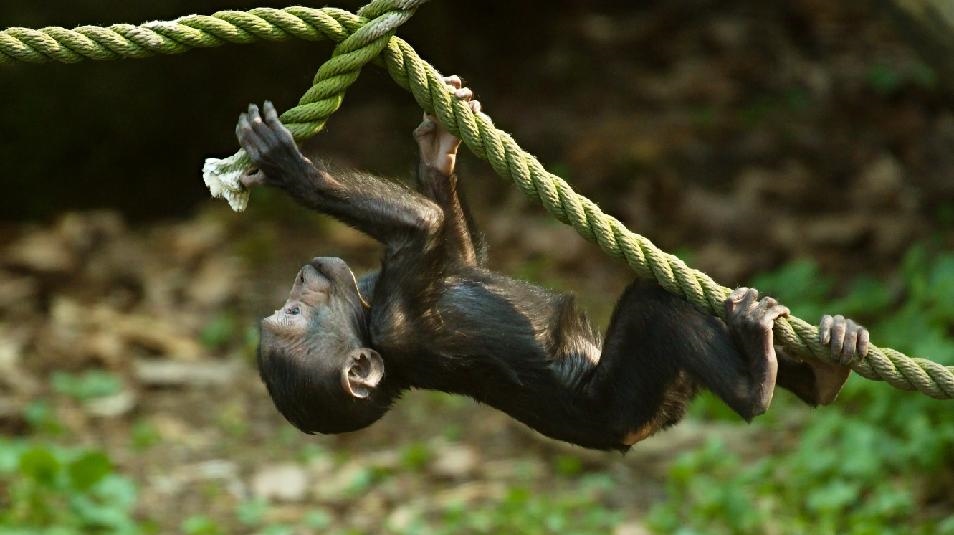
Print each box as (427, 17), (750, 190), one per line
(237, 114), (266, 160)
(752, 296), (777, 317)
(737, 288), (759, 315)
(454, 87), (474, 102)
(263, 100), (280, 125)
(470, 100), (482, 114)
(240, 170), (268, 188)
(728, 287), (748, 303)
(725, 288), (762, 333)
(262, 101), (297, 146)
(724, 287), (749, 317)
(443, 75), (463, 90)
(829, 314), (847, 358)
(819, 314), (833, 345)
(248, 103), (261, 123)
(766, 304), (790, 320)
(248, 103), (279, 147)
(235, 113), (243, 141)
(754, 297), (787, 328)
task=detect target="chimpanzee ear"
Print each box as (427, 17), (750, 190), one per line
(340, 348), (385, 399)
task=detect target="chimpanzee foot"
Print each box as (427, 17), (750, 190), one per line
(413, 75), (482, 176)
(724, 288), (789, 414)
(819, 314), (870, 366)
(725, 288), (790, 360)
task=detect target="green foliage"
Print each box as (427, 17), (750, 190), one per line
(427, 486), (623, 535)
(182, 516), (222, 535)
(130, 420), (161, 451)
(0, 440), (147, 535)
(651, 245), (954, 534)
(50, 371), (122, 401)
(236, 499), (268, 527)
(553, 455), (584, 477)
(303, 509), (334, 530)
(200, 312), (238, 350)
(400, 442), (432, 471)
(866, 61), (937, 96)
(21, 401), (64, 436)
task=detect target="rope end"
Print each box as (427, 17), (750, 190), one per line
(202, 150), (250, 212)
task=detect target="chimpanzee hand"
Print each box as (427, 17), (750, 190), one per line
(413, 75), (482, 176)
(235, 101), (314, 190)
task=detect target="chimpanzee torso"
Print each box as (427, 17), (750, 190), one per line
(365, 244), (629, 449)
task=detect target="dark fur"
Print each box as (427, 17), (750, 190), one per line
(249, 124), (833, 451)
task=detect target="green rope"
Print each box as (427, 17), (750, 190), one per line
(2, 4), (953, 399)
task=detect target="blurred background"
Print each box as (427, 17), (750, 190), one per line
(1, 0), (953, 533)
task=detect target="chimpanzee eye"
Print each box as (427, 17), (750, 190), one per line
(286, 306), (300, 315)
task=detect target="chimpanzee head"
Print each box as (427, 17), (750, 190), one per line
(256, 257), (394, 434)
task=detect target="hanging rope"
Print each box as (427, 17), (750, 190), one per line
(2, 2), (952, 399)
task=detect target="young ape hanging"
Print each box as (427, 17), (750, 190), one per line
(239, 78), (869, 451)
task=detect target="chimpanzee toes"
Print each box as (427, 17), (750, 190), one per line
(829, 314), (847, 359)
(857, 327), (870, 358)
(818, 314), (869, 366)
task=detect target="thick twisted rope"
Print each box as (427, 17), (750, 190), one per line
(2, 5), (952, 399)
(0, 1), (421, 66)
(377, 40), (954, 399)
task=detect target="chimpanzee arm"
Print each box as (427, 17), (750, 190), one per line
(412, 76), (487, 267)
(237, 102), (443, 247)
(416, 164), (485, 266)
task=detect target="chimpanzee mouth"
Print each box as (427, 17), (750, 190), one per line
(307, 259), (369, 308)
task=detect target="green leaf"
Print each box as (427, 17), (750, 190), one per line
(51, 370), (122, 401)
(182, 516), (222, 535)
(303, 509), (334, 530)
(18, 446), (61, 485)
(67, 451), (111, 491)
(93, 474), (138, 510)
(200, 313), (237, 349)
(236, 499), (268, 526)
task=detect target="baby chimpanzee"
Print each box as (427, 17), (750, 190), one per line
(239, 78), (868, 451)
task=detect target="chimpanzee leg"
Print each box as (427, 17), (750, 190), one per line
(776, 350), (860, 406)
(584, 281), (782, 445)
(776, 355), (821, 405)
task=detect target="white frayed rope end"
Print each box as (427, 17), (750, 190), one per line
(203, 151), (250, 212)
